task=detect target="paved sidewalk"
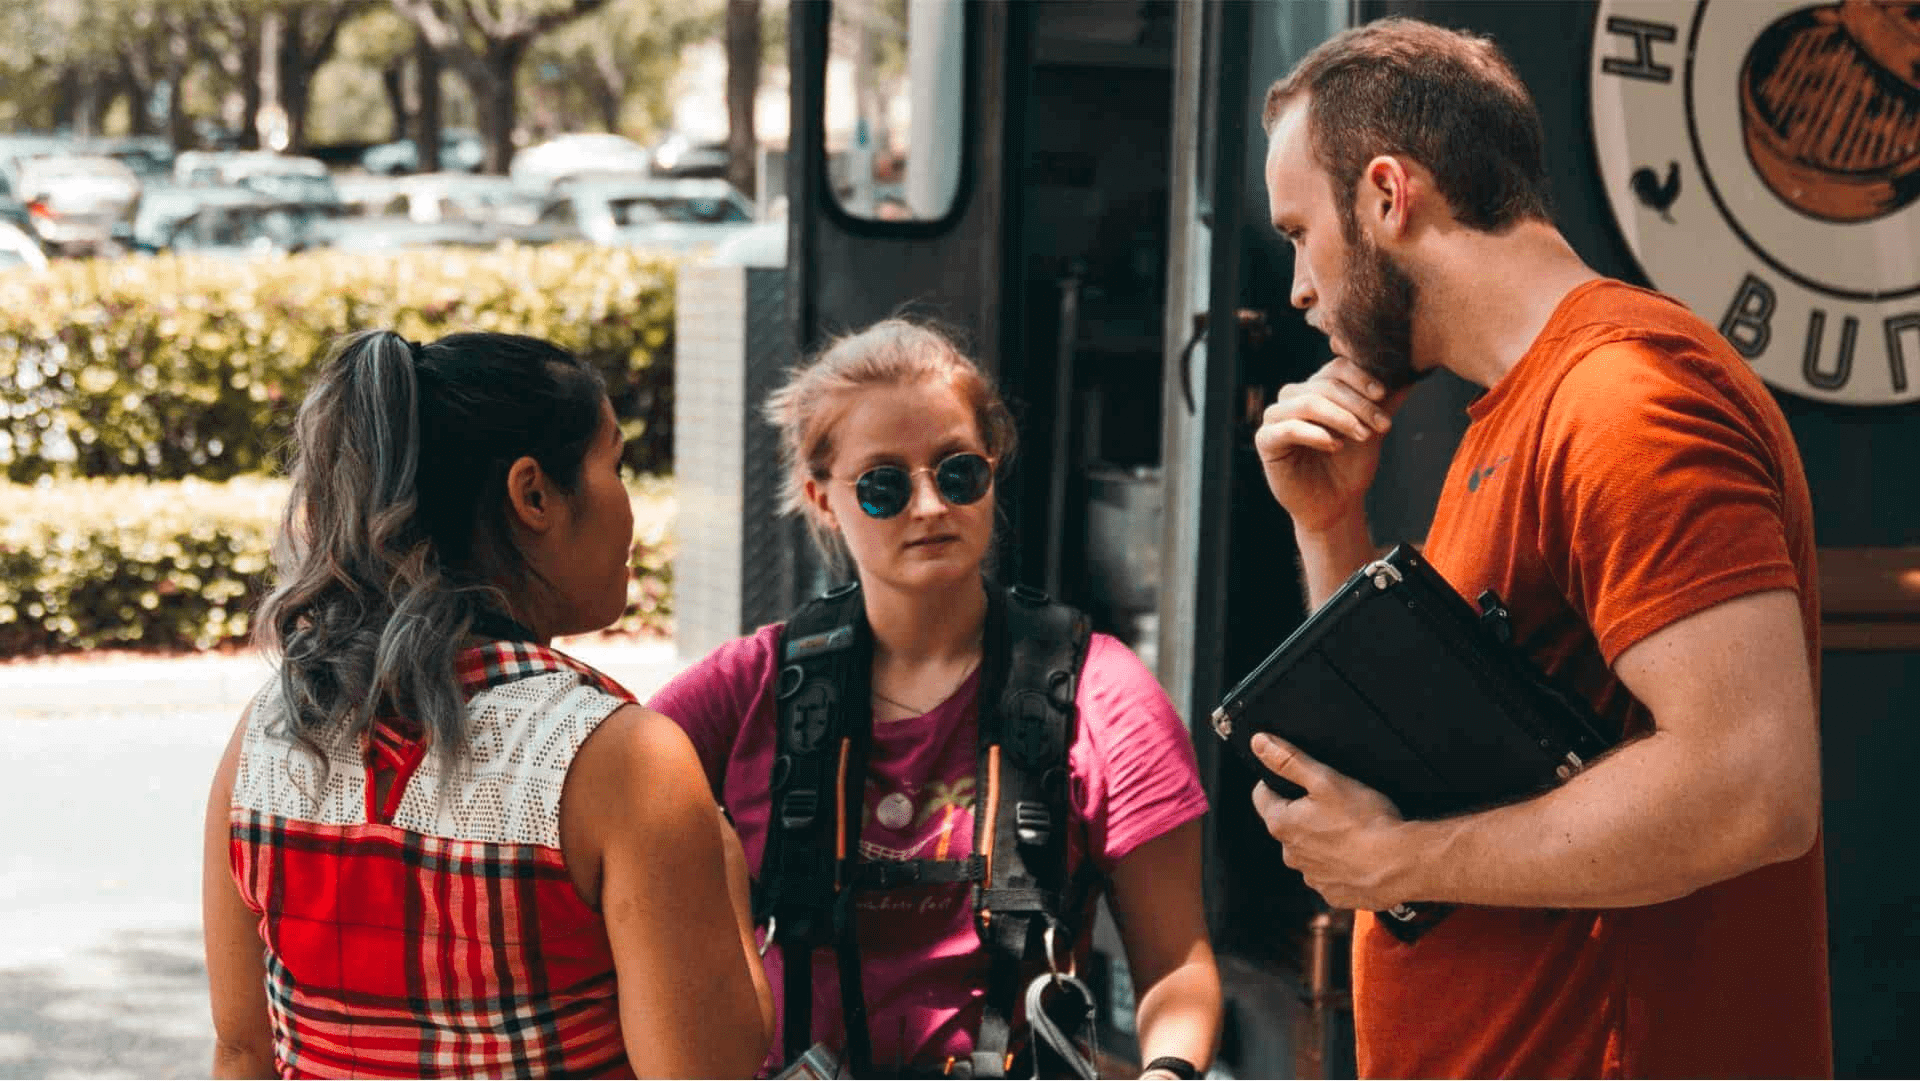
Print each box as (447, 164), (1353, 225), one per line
(0, 636), (693, 1079)
(1, 636), (692, 716)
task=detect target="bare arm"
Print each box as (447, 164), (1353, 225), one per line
(1251, 589), (1820, 910)
(1253, 358), (1403, 608)
(717, 806), (776, 1041)
(1104, 822), (1220, 1077)
(203, 713), (275, 1079)
(563, 704), (773, 1078)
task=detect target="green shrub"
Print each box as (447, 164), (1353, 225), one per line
(0, 244), (677, 483)
(0, 478), (675, 657)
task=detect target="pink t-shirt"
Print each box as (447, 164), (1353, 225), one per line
(648, 623), (1208, 1072)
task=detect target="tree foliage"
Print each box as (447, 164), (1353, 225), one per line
(390, 0), (611, 172)
(528, 0), (720, 140)
(0, 0), (727, 164)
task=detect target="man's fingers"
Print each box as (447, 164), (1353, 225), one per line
(1250, 733), (1334, 792)
(1298, 395), (1380, 442)
(1255, 417), (1342, 458)
(1251, 780), (1293, 838)
(1321, 357), (1387, 401)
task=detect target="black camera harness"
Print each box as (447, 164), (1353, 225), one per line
(753, 581), (1097, 1078)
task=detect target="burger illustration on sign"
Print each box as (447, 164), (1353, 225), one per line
(1742, 0), (1920, 223)
(1592, 0), (1920, 405)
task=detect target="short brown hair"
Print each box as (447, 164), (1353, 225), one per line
(1263, 18), (1552, 232)
(762, 318), (1017, 573)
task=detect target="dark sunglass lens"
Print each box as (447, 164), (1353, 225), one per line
(856, 466), (911, 518)
(935, 453), (993, 506)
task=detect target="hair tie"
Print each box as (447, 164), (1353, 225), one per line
(403, 337), (425, 362)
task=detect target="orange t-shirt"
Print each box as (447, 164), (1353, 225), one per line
(1352, 279), (1831, 1078)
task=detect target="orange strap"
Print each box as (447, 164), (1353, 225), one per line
(977, 744), (1003, 927)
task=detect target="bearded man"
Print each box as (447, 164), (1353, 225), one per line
(1251, 17), (1831, 1078)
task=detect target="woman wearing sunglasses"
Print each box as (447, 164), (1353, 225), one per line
(649, 319), (1220, 1079)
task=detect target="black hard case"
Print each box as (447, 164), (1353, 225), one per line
(1210, 545), (1616, 936)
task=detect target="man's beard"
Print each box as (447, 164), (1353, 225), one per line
(1330, 233), (1424, 391)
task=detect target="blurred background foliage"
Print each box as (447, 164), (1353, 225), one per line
(0, 242), (679, 482)
(0, 242), (680, 656)
(0, 0), (748, 159)
(0, 475), (675, 655)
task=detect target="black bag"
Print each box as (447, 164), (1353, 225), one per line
(1209, 544), (1617, 940)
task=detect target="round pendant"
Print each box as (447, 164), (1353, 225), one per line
(876, 791), (915, 831)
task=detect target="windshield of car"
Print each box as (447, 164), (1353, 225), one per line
(239, 173), (339, 207)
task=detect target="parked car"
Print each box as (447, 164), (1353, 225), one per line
(128, 185), (279, 253)
(509, 133), (652, 191)
(320, 216), (502, 252)
(360, 129), (485, 175)
(149, 191), (332, 257)
(649, 133), (732, 180)
(0, 219), (49, 271)
(15, 154), (141, 256)
(0, 171), (33, 234)
(334, 174), (408, 217)
(0, 133), (72, 189)
(83, 135), (173, 182)
(175, 151), (340, 211)
(548, 178), (755, 251)
(366, 173), (546, 225)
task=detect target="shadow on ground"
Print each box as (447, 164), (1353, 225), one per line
(0, 926), (211, 1079)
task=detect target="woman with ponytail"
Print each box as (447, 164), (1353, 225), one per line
(201, 331), (772, 1079)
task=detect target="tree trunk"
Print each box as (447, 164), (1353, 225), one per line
(476, 42), (527, 175)
(283, 69), (312, 153)
(236, 27), (263, 151)
(596, 82), (619, 132)
(416, 37), (443, 172)
(591, 36), (623, 132)
(119, 55), (154, 137)
(381, 62), (410, 145)
(164, 18), (196, 151)
(725, 0), (761, 198)
(84, 72), (114, 138)
(167, 71), (194, 150)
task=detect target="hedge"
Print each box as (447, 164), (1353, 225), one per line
(0, 477), (675, 657)
(0, 243), (677, 483)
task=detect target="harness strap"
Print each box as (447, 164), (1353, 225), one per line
(853, 856), (986, 890)
(758, 584), (874, 1073)
(780, 941), (814, 1064)
(761, 582), (1093, 1078)
(971, 586), (1092, 1080)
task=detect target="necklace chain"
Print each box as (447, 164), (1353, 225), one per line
(872, 656), (980, 717)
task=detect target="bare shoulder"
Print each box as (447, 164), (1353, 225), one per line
(568, 704), (713, 825)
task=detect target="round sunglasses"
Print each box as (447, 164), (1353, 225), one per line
(845, 451), (996, 519)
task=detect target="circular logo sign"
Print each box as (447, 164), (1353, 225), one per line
(1591, 0), (1920, 405)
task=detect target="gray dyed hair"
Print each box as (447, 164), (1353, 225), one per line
(254, 330), (606, 784)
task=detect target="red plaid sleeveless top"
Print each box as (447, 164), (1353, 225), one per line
(229, 642), (638, 1078)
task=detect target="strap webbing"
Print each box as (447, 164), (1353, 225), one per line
(970, 586), (1092, 1079)
(761, 582), (1094, 1078)
(758, 584), (874, 1073)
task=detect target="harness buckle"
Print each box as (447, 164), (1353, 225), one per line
(781, 788), (820, 830)
(1015, 800), (1052, 847)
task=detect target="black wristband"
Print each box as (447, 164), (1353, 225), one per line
(1143, 1056), (1202, 1080)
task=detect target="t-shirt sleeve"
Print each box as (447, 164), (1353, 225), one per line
(645, 625), (780, 791)
(1072, 634), (1210, 869)
(1534, 340), (1801, 663)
